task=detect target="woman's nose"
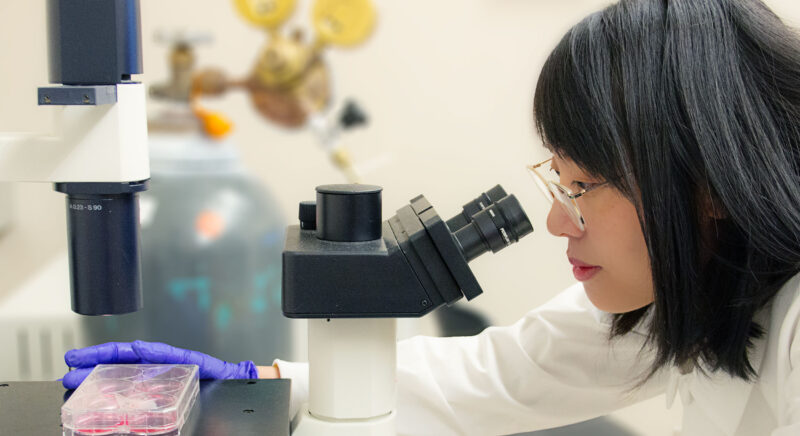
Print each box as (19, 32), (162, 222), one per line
(546, 201), (583, 238)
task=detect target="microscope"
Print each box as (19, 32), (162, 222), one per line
(0, 0), (149, 315)
(283, 184), (533, 435)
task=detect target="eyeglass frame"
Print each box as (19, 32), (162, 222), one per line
(526, 158), (609, 231)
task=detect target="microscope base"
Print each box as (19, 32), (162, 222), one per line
(291, 405), (395, 436)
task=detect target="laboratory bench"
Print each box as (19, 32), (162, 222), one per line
(0, 379), (290, 435)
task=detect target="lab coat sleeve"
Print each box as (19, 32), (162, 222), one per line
(395, 283), (668, 436)
(275, 283), (668, 435)
(272, 358), (309, 422)
(772, 282), (800, 436)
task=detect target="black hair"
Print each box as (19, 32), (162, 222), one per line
(534, 0), (800, 380)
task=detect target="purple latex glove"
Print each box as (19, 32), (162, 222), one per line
(62, 340), (258, 389)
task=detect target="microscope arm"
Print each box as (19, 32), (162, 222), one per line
(0, 83), (149, 183)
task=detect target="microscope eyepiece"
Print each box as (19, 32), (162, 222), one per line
(444, 185), (507, 232)
(452, 194), (533, 262)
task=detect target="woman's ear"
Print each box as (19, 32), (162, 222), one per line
(699, 185), (728, 220)
(696, 186), (728, 263)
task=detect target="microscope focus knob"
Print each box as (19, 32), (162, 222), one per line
(316, 184), (382, 241)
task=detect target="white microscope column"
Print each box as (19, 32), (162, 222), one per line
(292, 318), (397, 436)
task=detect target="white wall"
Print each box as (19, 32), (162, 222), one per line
(2, 1), (800, 434)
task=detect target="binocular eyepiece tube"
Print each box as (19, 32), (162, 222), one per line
(447, 187), (533, 262)
(445, 185), (508, 232)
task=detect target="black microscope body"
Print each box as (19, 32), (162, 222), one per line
(283, 184), (533, 319)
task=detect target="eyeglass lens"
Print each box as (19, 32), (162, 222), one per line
(527, 165), (585, 230)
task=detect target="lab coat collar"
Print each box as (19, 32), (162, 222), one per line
(665, 307), (769, 436)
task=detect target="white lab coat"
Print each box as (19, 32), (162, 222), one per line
(276, 273), (800, 436)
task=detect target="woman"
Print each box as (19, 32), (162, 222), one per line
(64, 0), (800, 434)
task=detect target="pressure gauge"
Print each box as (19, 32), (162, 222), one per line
(233, 0), (297, 30)
(312, 0), (376, 47)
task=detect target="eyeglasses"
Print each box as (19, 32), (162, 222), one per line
(526, 158), (608, 231)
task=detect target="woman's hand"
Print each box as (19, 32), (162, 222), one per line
(62, 341), (258, 389)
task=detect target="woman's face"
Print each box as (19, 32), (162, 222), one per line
(546, 155), (654, 313)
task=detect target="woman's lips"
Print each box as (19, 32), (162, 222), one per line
(569, 257), (601, 281)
